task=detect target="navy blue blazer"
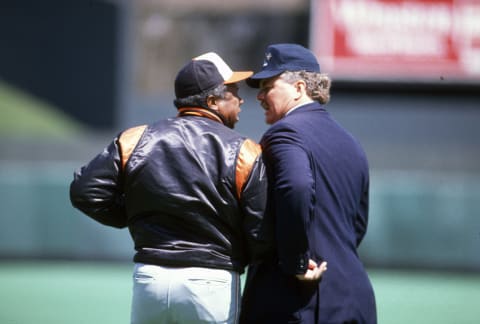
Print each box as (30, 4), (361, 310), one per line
(241, 102), (376, 324)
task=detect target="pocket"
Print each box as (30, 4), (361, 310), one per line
(133, 264), (158, 283)
(187, 277), (229, 287)
(134, 272), (156, 283)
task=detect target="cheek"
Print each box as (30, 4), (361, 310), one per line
(267, 96), (281, 112)
(261, 94), (272, 108)
(230, 101), (240, 112)
(266, 90), (283, 104)
(228, 103), (240, 116)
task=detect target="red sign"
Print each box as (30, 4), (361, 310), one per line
(310, 0), (480, 82)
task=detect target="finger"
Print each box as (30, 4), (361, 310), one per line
(319, 261), (328, 272)
(312, 262), (327, 280)
(312, 269), (323, 280)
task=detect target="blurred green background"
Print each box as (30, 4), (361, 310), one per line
(1, 1), (479, 323)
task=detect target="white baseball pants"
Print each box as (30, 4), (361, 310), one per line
(130, 263), (241, 324)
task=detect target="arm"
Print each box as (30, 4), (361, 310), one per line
(239, 153), (274, 262)
(69, 137), (127, 228)
(262, 129), (316, 276)
(236, 139), (274, 263)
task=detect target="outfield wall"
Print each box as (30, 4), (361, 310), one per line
(1, 161), (478, 271)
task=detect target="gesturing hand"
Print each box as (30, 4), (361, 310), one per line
(295, 259), (327, 281)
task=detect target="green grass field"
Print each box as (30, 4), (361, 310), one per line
(0, 261), (479, 324)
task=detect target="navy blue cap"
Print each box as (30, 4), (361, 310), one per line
(247, 43), (320, 88)
(175, 60), (222, 98)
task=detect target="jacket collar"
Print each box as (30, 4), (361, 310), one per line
(286, 101), (325, 116)
(285, 100), (315, 116)
(177, 107), (224, 125)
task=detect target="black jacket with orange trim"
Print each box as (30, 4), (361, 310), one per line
(70, 109), (272, 273)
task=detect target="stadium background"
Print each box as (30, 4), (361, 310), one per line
(1, 0), (479, 323)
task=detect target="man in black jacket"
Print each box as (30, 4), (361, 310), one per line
(70, 52), (272, 324)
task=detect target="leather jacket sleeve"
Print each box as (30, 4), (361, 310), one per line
(69, 136), (128, 228)
(238, 153), (274, 264)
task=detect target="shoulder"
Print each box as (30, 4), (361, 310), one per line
(261, 118), (303, 147)
(119, 124), (148, 140)
(263, 103), (326, 139)
(118, 124), (148, 148)
(238, 138), (261, 160)
(235, 137), (262, 199)
(117, 124), (148, 170)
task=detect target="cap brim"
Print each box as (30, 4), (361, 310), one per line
(224, 71), (254, 84)
(246, 69), (284, 88)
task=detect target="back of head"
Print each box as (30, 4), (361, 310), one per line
(174, 52), (252, 108)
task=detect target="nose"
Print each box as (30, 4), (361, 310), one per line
(257, 90), (265, 101)
(239, 97), (244, 105)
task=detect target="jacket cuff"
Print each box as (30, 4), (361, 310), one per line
(279, 253), (309, 275)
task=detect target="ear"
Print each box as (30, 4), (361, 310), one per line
(206, 95), (219, 111)
(295, 80), (307, 93)
(294, 80), (307, 99)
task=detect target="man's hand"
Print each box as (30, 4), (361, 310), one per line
(295, 259), (327, 281)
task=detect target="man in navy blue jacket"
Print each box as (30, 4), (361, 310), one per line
(240, 44), (377, 324)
